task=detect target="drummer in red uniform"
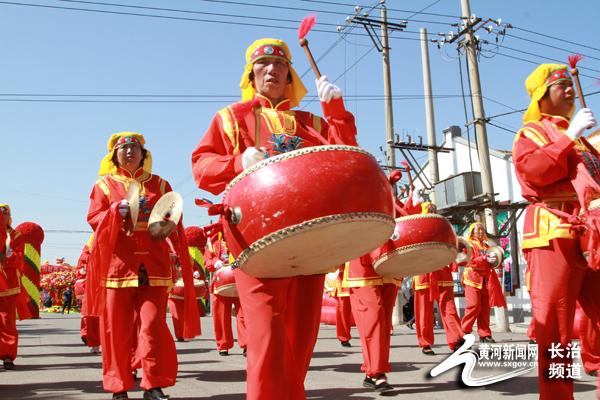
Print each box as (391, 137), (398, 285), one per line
(191, 38), (357, 399)
(513, 63), (600, 400)
(0, 204), (31, 370)
(76, 239), (101, 353)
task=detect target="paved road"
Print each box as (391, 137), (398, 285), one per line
(0, 313), (596, 399)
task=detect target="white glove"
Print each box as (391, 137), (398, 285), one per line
(486, 254), (498, 264)
(242, 147), (266, 169)
(567, 108), (597, 139)
(118, 199), (129, 218)
(214, 260), (224, 270)
(411, 189), (424, 205)
(193, 270), (201, 279)
(316, 75), (342, 104)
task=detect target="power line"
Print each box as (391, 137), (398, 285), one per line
(506, 32), (600, 63)
(514, 26), (600, 54)
(498, 44), (600, 75)
(298, 0), (461, 19)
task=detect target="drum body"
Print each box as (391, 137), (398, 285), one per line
(213, 267), (238, 297)
(221, 145), (395, 278)
(371, 214), (458, 277)
(171, 278), (207, 300)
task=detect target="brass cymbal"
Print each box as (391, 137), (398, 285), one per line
(148, 192), (183, 240)
(487, 245), (504, 269)
(454, 237), (472, 265)
(126, 181), (140, 230)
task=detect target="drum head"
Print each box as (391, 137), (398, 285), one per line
(214, 284), (238, 297)
(373, 242), (457, 278)
(148, 192), (183, 240)
(238, 217), (394, 278)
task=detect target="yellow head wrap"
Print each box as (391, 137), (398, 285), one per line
(467, 222), (487, 241)
(523, 63), (575, 123)
(0, 204), (11, 227)
(98, 132), (152, 176)
(420, 201), (435, 214)
(239, 38), (307, 108)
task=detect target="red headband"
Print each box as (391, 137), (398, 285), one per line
(250, 44), (289, 64)
(545, 69), (572, 87)
(114, 136), (141, 149)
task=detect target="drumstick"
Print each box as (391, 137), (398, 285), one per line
(298, 15), (321, 79)
(254, 105), (261, 150)
(401, 160), (414, 191)
(568, 54), (587, 108)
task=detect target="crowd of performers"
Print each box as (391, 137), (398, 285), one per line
(1, 37), (600, 400)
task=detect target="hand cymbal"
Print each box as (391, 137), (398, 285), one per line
(126, 181), (140, 231)
(148, 192), (183, 240)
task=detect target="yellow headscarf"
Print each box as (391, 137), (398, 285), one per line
(420, 201), (435, 214)
(0, 204), (11, 227)
(239, 38), (307, 108)
(467, 222), (487, 241)
(523, 63), (575, 123)
(98, 131), (153, 176)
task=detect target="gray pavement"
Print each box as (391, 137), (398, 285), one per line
(0, 313), (596, 399)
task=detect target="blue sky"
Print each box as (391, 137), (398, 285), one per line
(1, 0), (599, 264)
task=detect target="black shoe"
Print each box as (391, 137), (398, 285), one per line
(451, 338), (466, 352)
(586, 369), (598, 377)
(363, 375), (393, 392)
(480, 336), (496, 343)
(422, 346), (436, 355)
(340, 340), (351, 348)
(143, 388), (169, 400)
(176, 337), (185, 342)
(528, 339), (537, 345)
(112, 392), (128, 400)
(81, 336), (88, 345)
(3, 358), (14, 370)
(242, 348), (247, 357)
(218, 349), (229, 356)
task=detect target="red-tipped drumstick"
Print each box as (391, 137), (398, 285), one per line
(568, 54), (587, 108)
(298, 15), (321, 79)
(401, 160), (414, 191)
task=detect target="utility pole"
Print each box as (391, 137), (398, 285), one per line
(460, 0), (509, 332)
(420, 28), (439, 201)
(381, 4), (396, 172)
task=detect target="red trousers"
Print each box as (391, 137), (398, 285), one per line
(580, 308), (600, 374)
(349, 283), (397, 376)
(211, 293), (246, 351)
(101, 286), (176, 393)
(525, 239), (600, 400)
(0, 295), (18, 361)
(461, 282), (491, 338)
(414, 286), (463, 349)
(335, 295), (352, 343)
(233, 270), (324, 400)
(80, 315), (101, 347)
(168, 298), (204, 340)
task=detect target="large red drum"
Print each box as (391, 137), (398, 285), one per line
(221, 145), (395, 278)
(171, 278), (207, 300)
(370, 214), (458, 277)
(213, 267), (237, 297)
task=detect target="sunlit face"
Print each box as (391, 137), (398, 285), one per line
(539, 80), (575, 119)
(473, 224), (486, 241)
(252, 57), (290, 105)
(115, 143), (143, 174)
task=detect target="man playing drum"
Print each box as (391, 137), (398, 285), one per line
(191, 38), (357, 399)
(513, 63), (600, 400)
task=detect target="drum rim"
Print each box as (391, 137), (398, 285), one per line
(372, 241), (457, 271)
(214, 283), (237, 296)
(223, 145), (374, 196)
(232, 211), (395, 270)
(394, 213), (448, 223)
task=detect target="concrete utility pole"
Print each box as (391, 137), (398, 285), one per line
(381, 4), (396, 171)
(420, 28), (439, 200)
(460, 0), (509, 332)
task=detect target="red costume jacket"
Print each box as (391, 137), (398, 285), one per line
(513, 114), (587, 249)
(0, 229), (24, 297)
(87, 167), (174, 288)
(191, 94), (358, 195)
